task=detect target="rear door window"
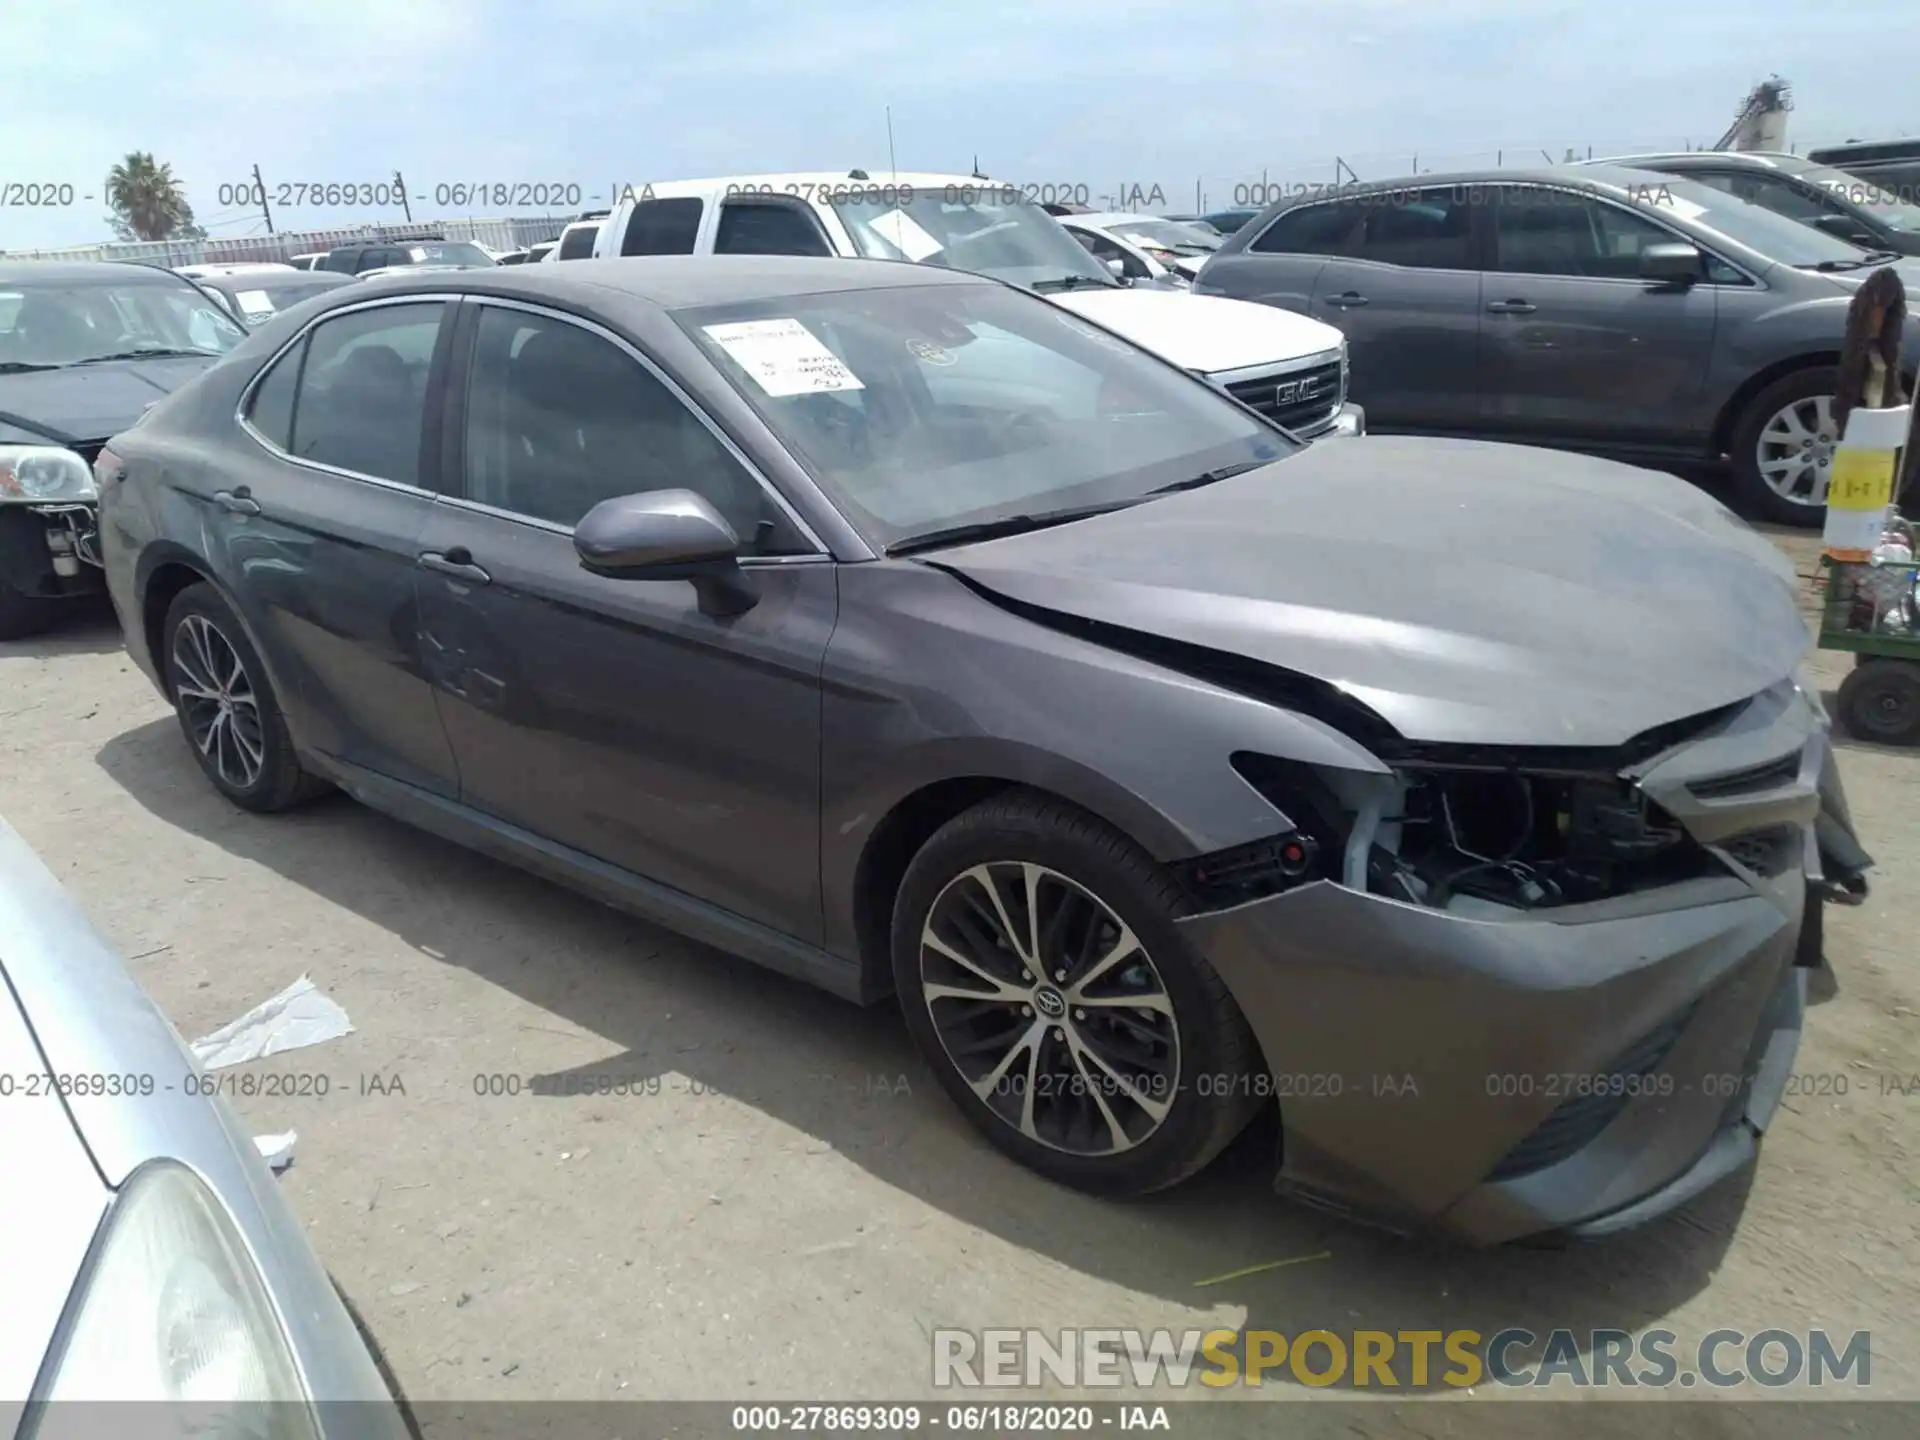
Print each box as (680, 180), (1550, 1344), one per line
(283, 302), (446, 485)
(557, 223), (601, 260)
(1354, 189), (1474, 269)
(1491, 187), (1676, 278)
(1251, 201), (1364, 256)
(619, 198), (705, 255)
(713, 201), (833, 257)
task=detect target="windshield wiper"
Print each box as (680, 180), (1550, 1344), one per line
(888, 500), (1132, 556)
(72, 346), (224, 364)
(0, 360), (65, 374)
(1144, 460), (1272, 496)
(1802, 257), (1876, 273)
(1031, 275), (1116, 293)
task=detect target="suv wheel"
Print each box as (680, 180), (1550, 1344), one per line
(162, 583), (328, 811)
(1730, 366), (1839, 527)
(891, 792), (1263, 1195)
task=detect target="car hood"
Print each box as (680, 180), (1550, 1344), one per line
(0, 356), (217, 445)
(0, 827), (112, 1405)
(929, 436), (1806, 750)
(1047, 287), (1345, 376)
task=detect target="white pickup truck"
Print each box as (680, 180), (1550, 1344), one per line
(588, 171), (1362, 440)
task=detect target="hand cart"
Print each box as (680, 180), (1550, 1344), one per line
(1817, 515), (1920, 747)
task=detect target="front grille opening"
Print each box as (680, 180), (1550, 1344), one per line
(1486, 1007), (1695, 1183)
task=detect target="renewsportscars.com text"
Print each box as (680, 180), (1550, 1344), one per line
(932, 1327), (1872, 1390)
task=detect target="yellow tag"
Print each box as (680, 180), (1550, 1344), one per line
(1826, 448), (1896, 511)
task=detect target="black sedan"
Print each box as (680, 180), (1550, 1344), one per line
(1, 261), (248, 638)
(98, 257), (1865, 1243)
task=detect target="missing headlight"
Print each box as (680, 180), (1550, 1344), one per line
(1382, 768), (1714, 911)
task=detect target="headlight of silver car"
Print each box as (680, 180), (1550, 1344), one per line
(29, 1162), (318, 1436)
(0, 445), (97, 505)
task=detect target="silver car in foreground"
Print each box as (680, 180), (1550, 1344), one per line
(0, 816), (411, 1439)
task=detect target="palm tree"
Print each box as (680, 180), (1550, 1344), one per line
(104, 152), (200, 241)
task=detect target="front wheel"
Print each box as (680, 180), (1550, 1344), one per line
(890, 792), (1264, 1195)
(1729, 366), (1838, 528)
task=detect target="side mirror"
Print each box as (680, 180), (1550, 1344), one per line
(572, 489), (759, 617)
(1639, 242), (1703, 285)
(1813, 213), (1877, 246)
(1105, 257), (1127, 279)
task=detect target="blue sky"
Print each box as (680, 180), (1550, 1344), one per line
(5, 0), (1920, 251)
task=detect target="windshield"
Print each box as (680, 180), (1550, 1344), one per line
(1635, 176), (1882, 267)
(1790, 162), (1920, 233)
(0, 276), (247, 368)
(830, 187), (1119, 292)
(406, 241), (494, 266)
(677, 282), (1292, 548)
(1111, 218), (1221, 254)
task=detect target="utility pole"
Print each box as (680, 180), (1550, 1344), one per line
(252, 162), (274, 233)
(393, 170), (413, 221)
(886, 108), (897, 179)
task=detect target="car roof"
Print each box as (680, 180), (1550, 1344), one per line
(336, 254), (989, 310)
(1065, 212), (1158, 227)
(1589, 151), (1812, 173)
(1268, 163), (1691, 206)
(0, 259), (190, 286)
(205, 269), (355, 289)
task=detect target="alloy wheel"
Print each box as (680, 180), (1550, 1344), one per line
(919, 862), (1180, 1156)
(1756, 394), (1838, 507)
(172, 614), (266, 790)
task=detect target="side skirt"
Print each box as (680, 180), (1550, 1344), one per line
(312, 755), (877, 1005)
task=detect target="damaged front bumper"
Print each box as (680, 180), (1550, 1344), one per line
(1177, 682), (1865, 1245)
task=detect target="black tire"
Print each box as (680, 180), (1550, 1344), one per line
(1728, 366), (1838, 528)
(161, 582), (329, 811)
(1836, 657), (1920, 747)
(890, 791), (1264, 1196)
(0, 573), (59, 641)
(330, 1275), (426, 1440)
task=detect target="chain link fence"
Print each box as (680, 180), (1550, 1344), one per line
(1, 215), (574, 266)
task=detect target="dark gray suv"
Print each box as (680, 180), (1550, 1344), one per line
(1195, 165), (1920, 524)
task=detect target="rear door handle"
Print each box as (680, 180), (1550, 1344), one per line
(213, 489), (261, 516)
(1486, 299), (1537, 314)
(418, 547), (491, 585)
(1326, 291), (1369, 309)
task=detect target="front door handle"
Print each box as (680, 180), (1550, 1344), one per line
(1326, 291), (1369, 309)
(418, 547), (491, 585)
(213, 489), (261, 516)
(1486, 299), (1537, 314)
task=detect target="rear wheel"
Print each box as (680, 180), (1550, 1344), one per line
(1836, 657), (1920, 747)
(1729, 366), (1838, 528)
(890, 792), (1264, 1195)
(162, 583), (329, 811)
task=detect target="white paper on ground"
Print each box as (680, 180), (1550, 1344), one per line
(190, 974), (354, 1070)
(867, 208), (944, 262)
(253, 1131), (297, 1172)
(702, 318), (865, 396)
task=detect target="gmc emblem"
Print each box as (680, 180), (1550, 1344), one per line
(1274, 377), (1320, 405)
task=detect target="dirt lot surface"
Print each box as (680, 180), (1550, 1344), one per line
(2, 522), (1915, 1436)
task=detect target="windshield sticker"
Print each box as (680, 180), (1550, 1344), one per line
(906, 338), (956, 366)
(702, 318), (865, 396)
(235, 289), (275, 316)
(868, 207), (944, 262)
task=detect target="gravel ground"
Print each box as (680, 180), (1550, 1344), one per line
(1, 522), (1915, 1434)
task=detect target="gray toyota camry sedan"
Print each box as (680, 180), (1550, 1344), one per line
(95, 256), (1871, 1244)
